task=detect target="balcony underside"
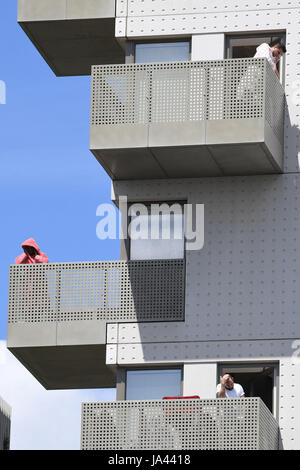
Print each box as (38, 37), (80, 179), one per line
(9, 344), (115, 390)
(18, 0), (124, 76)
(7, 320), (115, 389)
(90, 119), (283, 180)
(19, 19), (124, 76)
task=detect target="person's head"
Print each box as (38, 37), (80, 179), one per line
(270, 42), (287, 61)
(23, 245), (37, 257)
(223, 374), (234, 390)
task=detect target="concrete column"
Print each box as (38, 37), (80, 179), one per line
(183, 363), (217, 398)
(191, 34), (225, 61)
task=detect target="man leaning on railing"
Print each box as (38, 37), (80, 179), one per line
(254, 41), (286, 78)
(216, 374), (245, 398)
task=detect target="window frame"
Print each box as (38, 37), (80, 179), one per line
(117, 366), (184, 401)
(218, 362), (279, 418)
(125, 200), (187, 261)
(225, 32), (286, 85)
(125, 39), (191, 64)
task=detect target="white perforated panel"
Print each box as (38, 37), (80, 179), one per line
(279, 359), (300, 449)
(91, 58), (283, 136)
(81, 398), (278, 450)
(114, 339), (294, 364)
(120, 1), (300, 16)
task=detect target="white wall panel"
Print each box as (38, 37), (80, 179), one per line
(120, 1), (300, 16)
(113, 340), (293, 365)
(116, 0), (127, 16)
(191, 34), (225, 61)
(183, 363), (217, 398)
(279, 359), (300, 449)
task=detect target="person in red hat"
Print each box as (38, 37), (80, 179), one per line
(15, 238), (48, 264)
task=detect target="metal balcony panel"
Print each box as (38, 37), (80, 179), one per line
(150, 146), (222, 178)
(7, 260), (184, 389)
(81, 398), (279, 450)
(91, 148), (167, 180)
(90, 58), (284, 178)
(18, 0), (116, 22)
(207, 143), (276, 176)
(149, 121), (206, 147)
(90, 124), (148, 149)
(18, 1), (124, 76)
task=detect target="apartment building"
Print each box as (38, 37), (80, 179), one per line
(7, 0), (300, 449)
(0, 396), (11, 450)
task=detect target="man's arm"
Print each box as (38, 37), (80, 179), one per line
(217, 375), (227, 398)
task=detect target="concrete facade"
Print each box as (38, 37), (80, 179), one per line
(12, 0), (300, 449)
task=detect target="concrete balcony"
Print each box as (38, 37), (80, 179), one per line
(7, 259), (184, 389)
(18, 0), (124, 76)
(81, 398), (279, 450)
(90, 58), (285, 179)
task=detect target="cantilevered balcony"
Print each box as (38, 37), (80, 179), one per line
(81, 398), (279, 450)
(90, 58), (285, 179)
(18, 0), (124, 76)
(7, 260), (184, 389)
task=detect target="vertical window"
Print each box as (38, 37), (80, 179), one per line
(135, 42), (190, 63)
(128, 202), (185, 260)
(126, 369), (182, 400)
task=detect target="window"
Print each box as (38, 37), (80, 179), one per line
(128, 201), (185, 260)
(226, 33), (286, 82)
(126, 369), (182, 400)
(226, 33), (286, 59)
(135, 41), (190, 63)
(218, 363), (279, 415)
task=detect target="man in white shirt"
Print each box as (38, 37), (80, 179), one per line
(216, 374), (245, 398)
(254, 42), (286, 78)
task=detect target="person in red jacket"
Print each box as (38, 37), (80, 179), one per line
(15, 238), (49, 264)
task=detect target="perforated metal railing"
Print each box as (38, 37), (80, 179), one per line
(91, 58), (284, 143)
(8, 260), (185, 323)
(81, 398), (279, 450)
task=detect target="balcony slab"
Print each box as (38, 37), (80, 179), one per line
(18, 0), (124, 76)
(9, 344), (115, 390)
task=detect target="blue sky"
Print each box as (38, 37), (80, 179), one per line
(0, 2), (117, 448)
